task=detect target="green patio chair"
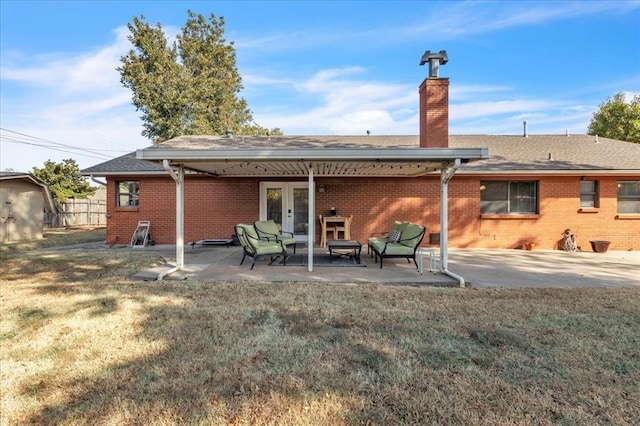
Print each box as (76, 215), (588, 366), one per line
(254, 220), (297, 254)
(367, 221), (411, 257)
(369, 222), (426, 269)
(234, 224), (287, 270)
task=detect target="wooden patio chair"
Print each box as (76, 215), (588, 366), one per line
(334, 215), (353, 240)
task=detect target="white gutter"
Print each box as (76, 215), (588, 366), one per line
(440, 159), (465, 287)
(163, 160), (185, 278)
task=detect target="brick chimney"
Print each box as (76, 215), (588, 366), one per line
(419, 50), (449, 148)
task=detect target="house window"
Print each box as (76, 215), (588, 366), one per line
(617, 181), (640, 214)
(480, 181), (538, 214)
(580, 180), (599, 208)
(117, 181), (139, 207)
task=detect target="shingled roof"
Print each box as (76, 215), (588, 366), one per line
(81, 134), (640, 175)
(82, 152), (166, 175)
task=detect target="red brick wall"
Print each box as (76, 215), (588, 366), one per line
(106, 176), (261, 245)
(106, 174), (640, 251)
(419, 78), (449, 148)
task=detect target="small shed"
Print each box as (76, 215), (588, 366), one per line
(0, 173), (55, 242)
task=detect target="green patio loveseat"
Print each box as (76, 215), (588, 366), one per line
(235, 224), (287, 270)
(254, 220), (297, 254)
(369, 222), (426, 269)
(367, 221), (411, 257)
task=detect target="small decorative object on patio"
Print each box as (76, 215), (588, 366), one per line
(560, 228), (579, 252)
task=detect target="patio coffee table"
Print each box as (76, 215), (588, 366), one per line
(327, 239), (362, 264)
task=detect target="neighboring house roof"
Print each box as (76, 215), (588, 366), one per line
(81, 134), (640, 176)
(0, 172), (56, 212)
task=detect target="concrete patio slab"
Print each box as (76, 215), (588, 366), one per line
(128, 244), (639, 288)
(447, 249), (640, 288)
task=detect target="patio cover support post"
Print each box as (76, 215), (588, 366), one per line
(440, 159), (465, 287)
(307, 165), (315, 271)
(163, 160), (184, 275)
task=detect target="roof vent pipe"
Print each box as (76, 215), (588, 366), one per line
(523, 120), (528, 137)
(419, 50), (448, 78)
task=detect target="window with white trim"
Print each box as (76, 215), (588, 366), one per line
(116, 180), (139, 207)
(580, 180), (599, 208)
(480, 181), (538, 214)
(617, 181), (640, 214)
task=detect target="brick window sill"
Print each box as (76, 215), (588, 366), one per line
(578, 208), (599, 214)
(116, 207), (139, 212)
(615, 214), (640, 220)
(480, 214), (540, 220)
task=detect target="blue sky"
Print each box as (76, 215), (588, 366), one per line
(1, 0), (639, 173)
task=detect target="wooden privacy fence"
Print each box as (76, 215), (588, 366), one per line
(44, 199), (107, 228)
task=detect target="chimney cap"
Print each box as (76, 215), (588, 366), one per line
(420, 50), (448, 66)
(420, 50), (448, 78)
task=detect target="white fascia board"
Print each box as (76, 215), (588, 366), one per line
(136, 147), (489, 162)
(458, 170), (640, 176)
(80, 171), (169, 177)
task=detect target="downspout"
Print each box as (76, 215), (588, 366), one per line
(161, 159), (184, 280)
(307, 164), (315, 272)
(440, 158), (465, 287)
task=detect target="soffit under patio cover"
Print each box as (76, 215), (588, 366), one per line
(136, 135), (489, 177)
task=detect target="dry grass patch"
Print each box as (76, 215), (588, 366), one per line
(1, 230), (639, 424)
(0, 227), (107, 256)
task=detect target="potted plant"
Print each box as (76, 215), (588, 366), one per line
(589, 240), (611, 253)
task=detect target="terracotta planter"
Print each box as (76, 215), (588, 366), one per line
(589, 240), (611, 253)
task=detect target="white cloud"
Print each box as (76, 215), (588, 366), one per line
(0, 26), (149, 172)
(232, 1), (640, 54)
(247, 65), (601, 137)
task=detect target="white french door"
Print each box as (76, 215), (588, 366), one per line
(259, 182), (309, 242)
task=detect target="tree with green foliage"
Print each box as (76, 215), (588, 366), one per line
(587, 92), (640, 143)
(31, 159), (95, 202)
(118, 10), (281, 142)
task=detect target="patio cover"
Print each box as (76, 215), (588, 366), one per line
(136, 135), (488, 283)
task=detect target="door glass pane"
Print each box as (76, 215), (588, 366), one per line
(293, 188), (308, 236)
(266, 188), (283, 225)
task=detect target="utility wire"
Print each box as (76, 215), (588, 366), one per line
(0, 127), (130, 160)
(1, 137), (113, 161)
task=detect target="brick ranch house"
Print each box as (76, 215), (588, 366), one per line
(82, 56), (640, 260)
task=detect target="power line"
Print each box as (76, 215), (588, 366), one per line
(1, 137), (113, 161)
(0, 127), (131, 160)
